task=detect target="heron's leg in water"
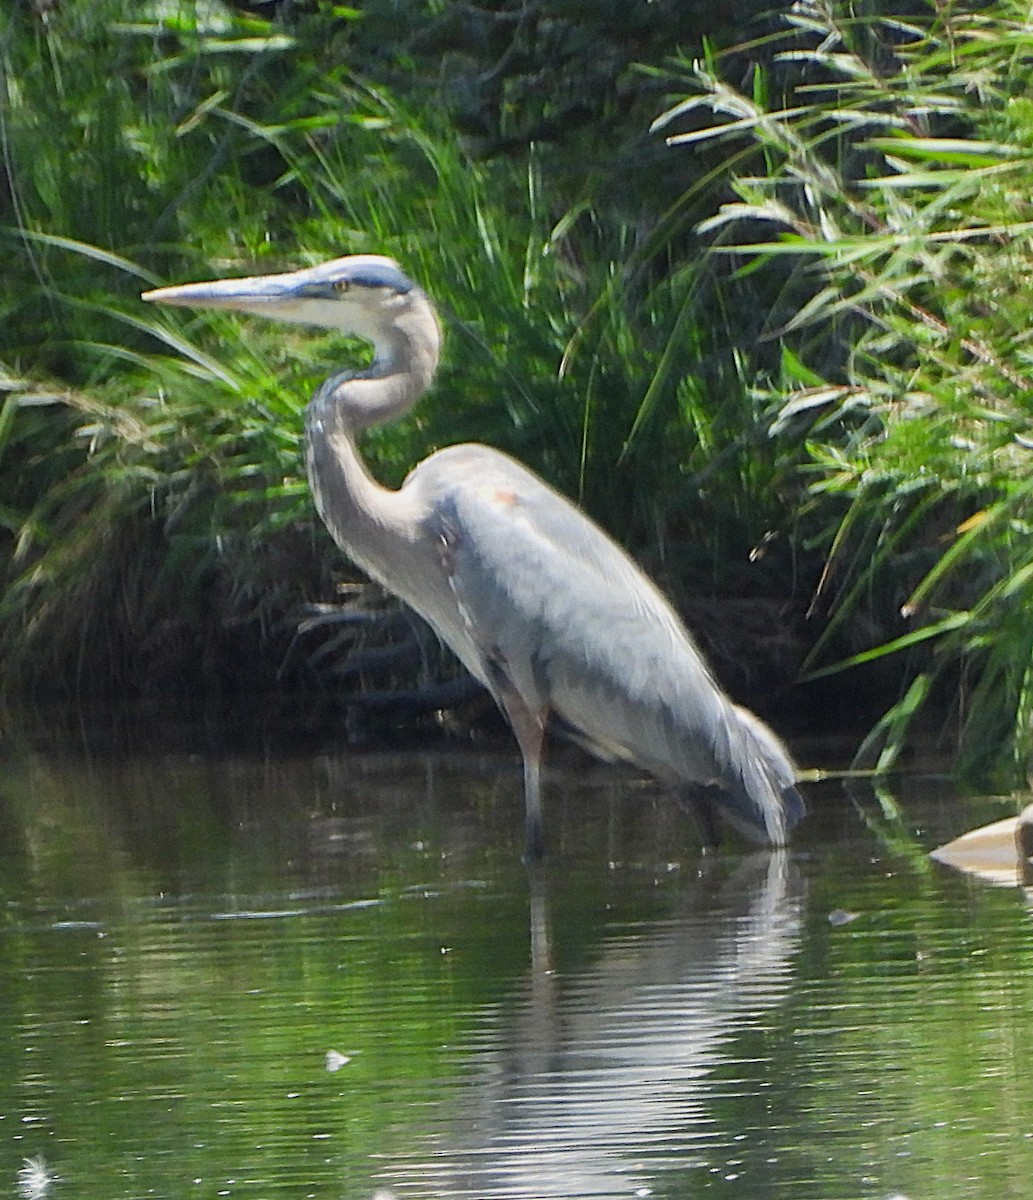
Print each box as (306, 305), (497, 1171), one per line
(519, 730), (546, 860)
(673, 786), (722, 851)
(487, 665), (547, 858)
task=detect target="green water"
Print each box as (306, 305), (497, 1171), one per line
(1, 717), (1031, 1199)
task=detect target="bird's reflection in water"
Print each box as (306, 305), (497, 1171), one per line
(375, 851), (803, 1200)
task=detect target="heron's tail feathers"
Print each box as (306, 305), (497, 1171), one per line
(712, 703), (805, 847)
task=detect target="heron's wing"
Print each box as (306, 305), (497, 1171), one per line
(411, 444), (803, 845)
(414, 446), (725, 762)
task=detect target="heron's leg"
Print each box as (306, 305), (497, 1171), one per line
(508, 699), (546, 859)
(487, 666), (547, 858)
(674, 786), (722, 852)
(520, 734), (546, 860)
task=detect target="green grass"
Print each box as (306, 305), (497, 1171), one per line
(654, 0), (1033, 781)
(0, 3), (797, 702)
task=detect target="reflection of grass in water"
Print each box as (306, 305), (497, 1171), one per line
(0, 747), (527, 1198)
(4, 741), (738, 1197)
(9, 735), (1033, 1200)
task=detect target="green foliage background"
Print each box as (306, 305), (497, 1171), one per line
(4, 0), (1033, 783)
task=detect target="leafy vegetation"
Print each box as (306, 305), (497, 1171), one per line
(654, 0), (1033, 779)
(6, 0), (1033, 784)
(0, 0), (793, 704)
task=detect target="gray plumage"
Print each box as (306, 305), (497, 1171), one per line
(143, 254), (804, 856)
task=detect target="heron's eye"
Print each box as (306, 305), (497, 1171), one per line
(332, 279), (351, 295)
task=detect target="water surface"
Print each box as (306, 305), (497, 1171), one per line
(2, 717), (1031, 1199)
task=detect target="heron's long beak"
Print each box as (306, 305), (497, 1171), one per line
(141, 255), (411, 338)
(141, 270), (320, 317)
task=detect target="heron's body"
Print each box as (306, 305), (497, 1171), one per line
(143, 254), (804, 854)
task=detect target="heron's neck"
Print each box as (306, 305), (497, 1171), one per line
(312, 289), (441, 434)
(302, 291), (440, 584)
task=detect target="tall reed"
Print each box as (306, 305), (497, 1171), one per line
(2, 5), (791, 699)
(656, 0), (1033, 780)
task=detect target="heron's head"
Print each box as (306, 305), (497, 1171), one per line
(142, 255), (429, 349)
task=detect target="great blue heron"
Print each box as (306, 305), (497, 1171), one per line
(142, 254), (804, 856)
